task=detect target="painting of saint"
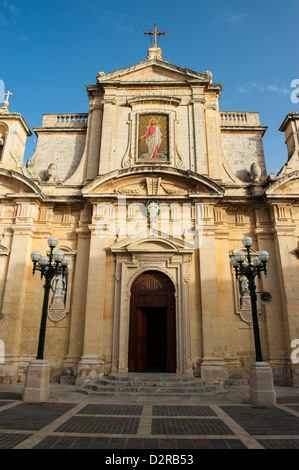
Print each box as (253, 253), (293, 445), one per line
(138, 114), (168, 162)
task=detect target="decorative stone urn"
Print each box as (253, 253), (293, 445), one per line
(250, 162), (262, 182)
(46, 163), (58, 183)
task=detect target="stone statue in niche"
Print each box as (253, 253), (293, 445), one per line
(49, 273), (67, 309)
(239, 275), (251, 309)
(0, 133), (4, 159)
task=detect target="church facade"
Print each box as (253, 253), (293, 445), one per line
(0, 36), (299, 387)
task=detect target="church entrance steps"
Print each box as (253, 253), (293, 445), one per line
(75, 373), (227, 398)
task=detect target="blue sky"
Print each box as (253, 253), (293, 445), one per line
(0, 0), (298, 174)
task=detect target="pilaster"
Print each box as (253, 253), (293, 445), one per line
(98, 92), (116, 175)
(191, 87), (208, 174)
(215, 216), (243, 379)
(254, 217), (288, 384)
(0, 222), (35, 382)
(63, 223), (91, 377)
(199, 213), (228, 382)
(205, 99), (222, 180)
(76, 218), (107, 383)
(271, 204), (299, 386)
(84, 103), (103, 182)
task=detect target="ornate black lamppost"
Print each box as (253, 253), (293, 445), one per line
(230, 236), (269, 362)
(30, 237), (69, 360)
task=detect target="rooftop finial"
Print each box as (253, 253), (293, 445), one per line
(0, 90), (13, 114)
(144, 23), (167, 60)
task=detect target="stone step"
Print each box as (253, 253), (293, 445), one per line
(85, 384), (216, 393)
(96, 378), (206, 388)
(77, 390), (221, 398)
(101, 373), (197, 382)
(75, 373), (227, 398)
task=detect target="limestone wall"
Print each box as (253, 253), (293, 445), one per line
(27, 114), (87, 182)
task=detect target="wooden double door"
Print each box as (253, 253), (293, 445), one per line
(128, 271), (176, 373)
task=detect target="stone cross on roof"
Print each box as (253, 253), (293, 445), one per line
(144, 23), (167, 47)
(0, 90), (13, 114)
(4, 91), (13, 103)
(144, 23), (167, 60)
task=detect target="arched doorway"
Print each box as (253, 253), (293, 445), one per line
(128, 271), (176, 373)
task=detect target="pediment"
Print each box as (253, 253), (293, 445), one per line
(266, 171), (299, 197)
(0, 169), (42, 196)
(97, 60), (210, 85)
(0, 244), (10, 255)
(110, 232), (192, 253)
(83, 169), (224, 198)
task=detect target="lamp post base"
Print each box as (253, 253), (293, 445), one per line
(249, 361), (276, 406)
(22, 360), (50, 402)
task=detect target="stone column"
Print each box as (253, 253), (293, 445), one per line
(76, 220), (107, 384)
(199, 213), (228, 382)
(0, 223), (34, 382)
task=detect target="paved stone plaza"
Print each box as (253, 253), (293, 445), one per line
(0, 383), (299, 450)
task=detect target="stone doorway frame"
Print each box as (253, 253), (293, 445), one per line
(129, 271), (176, 373)
(110, 235), (194, 374)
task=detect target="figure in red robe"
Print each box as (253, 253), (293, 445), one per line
(141, 119), (165, 158)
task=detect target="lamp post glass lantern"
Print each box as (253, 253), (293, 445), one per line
(30, 238), (69, 360)
(231, 237), (270, 362)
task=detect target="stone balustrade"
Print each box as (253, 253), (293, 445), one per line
(41, 113), (88, 128)
(220, 111), (260, 127)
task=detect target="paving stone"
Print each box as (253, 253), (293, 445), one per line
(257, 439), (299, 449)
(0, 403), (76, 431)
(277, 396), (299, 404)
(0, 392), (22, 400)
(191, 439), (246, 449)
(78, 404), (143, 415)
(106, 437), (127, 449)
(0, 401), (13, 408)
(152, 418), (233, 436)
(152, 405), (216, 417)
(209, 439), (247, 449)
(284, 405), (299, 413)
(54, 416), (140, 434)
(157, 439), (177, 449)
(221, 406), (299, 435)
(0, 432), (33, 449)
